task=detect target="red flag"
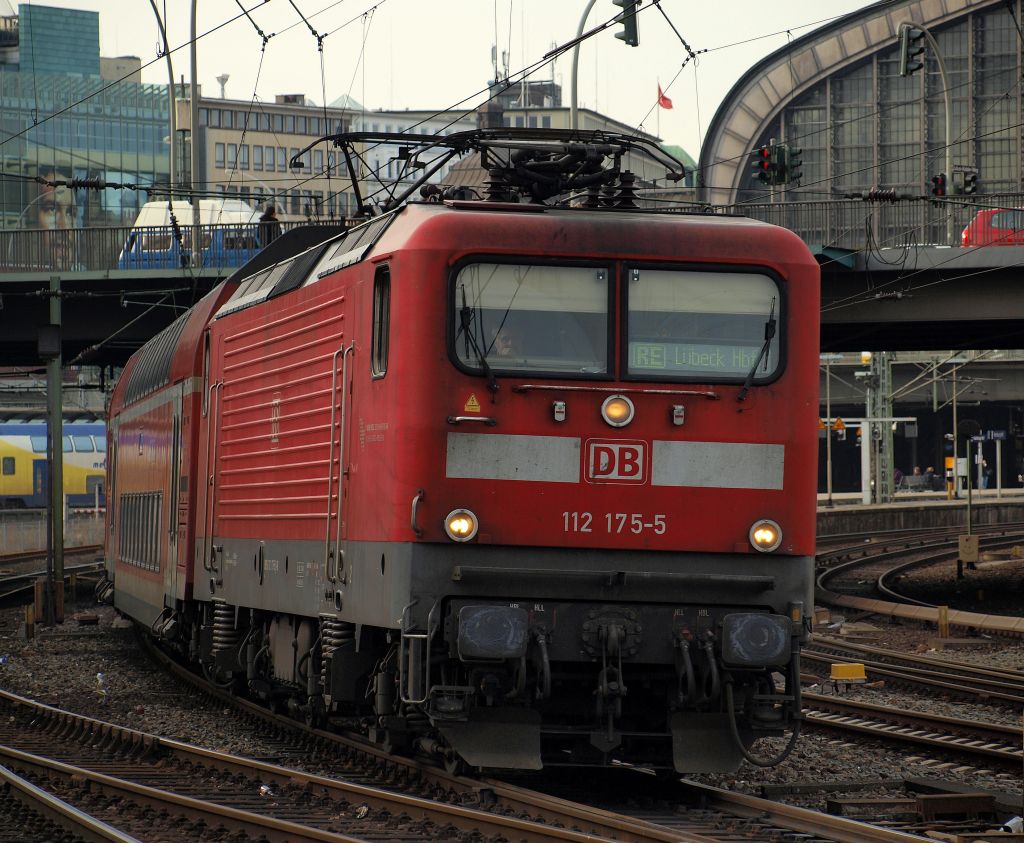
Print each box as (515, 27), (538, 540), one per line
(657, 83), (673, 110)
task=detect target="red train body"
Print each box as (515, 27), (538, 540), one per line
(105, 132), (819, 773)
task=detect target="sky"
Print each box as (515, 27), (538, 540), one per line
(17, 0), (870, 158)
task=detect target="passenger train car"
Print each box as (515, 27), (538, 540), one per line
(0, 420), (106, 508)
(103, 129), (819, 773)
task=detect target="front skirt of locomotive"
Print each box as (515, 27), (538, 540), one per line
(403, 544), (813, 773)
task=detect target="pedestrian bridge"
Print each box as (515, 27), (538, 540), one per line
(2, 198), (1023, 364)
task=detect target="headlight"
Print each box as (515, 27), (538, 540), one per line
(749, 518), (782, 552)
(722, 613), (791, 666)
(444, 508), (479, 542)
(601, 394), (634, 427)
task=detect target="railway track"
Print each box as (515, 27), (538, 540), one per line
(135, 636), (933, 842)
(804, 637), (1024, 707)
(0, 677), (935, 843)
(802, 692), (1024, 769)
(0, 761), (140, 843)
(815, 529), (1024, 636)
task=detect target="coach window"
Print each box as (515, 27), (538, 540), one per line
(62, 436), (72, 453)
(625, 268), (782, 381)
(72, 435), (94, 452)
(452, 262), (609, 376)
(2, 457), (13, 475)
(371, 266), (390, 377)
(30, 436), (46, 453)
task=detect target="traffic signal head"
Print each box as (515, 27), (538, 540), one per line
(899, 25), (925, 76)
(786, 145), (803, 183)
(751, 145), (771, 184)
(612, 0), (639, 47)
(931, 172), (946, 197)
(963, 171), (977, 195)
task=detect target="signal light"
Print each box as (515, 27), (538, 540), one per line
(751, 145), (772, 185)
(899, 24), (925, 76)
(963, 171), (977, 195)
(785, 145), (803, 183)
(931, 173), (946, 197)
(612, 0), (639, 47)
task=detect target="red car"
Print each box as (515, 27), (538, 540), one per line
(961, 208), (1024, 246)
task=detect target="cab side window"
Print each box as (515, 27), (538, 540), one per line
(2, 457), (13, 475)
(371, 265), (390, 377)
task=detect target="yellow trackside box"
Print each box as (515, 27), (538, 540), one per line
(829, 663), (867, 682)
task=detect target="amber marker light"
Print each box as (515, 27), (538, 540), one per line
(444, 509), (479, 542)
(601, 394), (635, 428)
(749, 519), (782, 553)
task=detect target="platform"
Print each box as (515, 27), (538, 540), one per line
(817, 488), (1024, 535)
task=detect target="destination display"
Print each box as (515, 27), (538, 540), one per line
(629, 341), (769, 375)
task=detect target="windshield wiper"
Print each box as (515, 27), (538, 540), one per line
(737, 297), (776, 402)
(459, 286), (498, 395)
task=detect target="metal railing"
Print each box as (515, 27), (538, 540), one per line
(0, 220), (337, 274)
(722, 193), (1024, 251)
(1, 196), (1021, 274)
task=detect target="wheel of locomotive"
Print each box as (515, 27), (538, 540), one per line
(444, 755), (468, 777)
(304, 696), (326, 729)
(201, 660), (237, 691)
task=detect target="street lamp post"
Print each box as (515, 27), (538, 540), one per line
(147, 0), (176, 190)
(190, 0), (201, 265)
(899, 22), (953, 243)
(569, 0), (598, 130)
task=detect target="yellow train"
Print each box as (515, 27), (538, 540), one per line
(0, 421), (106, 508)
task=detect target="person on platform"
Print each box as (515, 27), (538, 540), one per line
(259, 202), (281, 248)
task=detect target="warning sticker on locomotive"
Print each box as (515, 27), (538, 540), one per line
(464, 393), (481, 412)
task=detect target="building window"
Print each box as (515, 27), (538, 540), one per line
(227, 143), (237, 169)
(528, 116), (538, 128)
(273, 114), (283, 132)
(266, 146), (275, 171)
(296, 115), (306, 134)
(290, 148), (300, 170)
(302, 151), (311, 174)
(313, 149), (323, 174)
(309, 117), (320, 134)
(277, 147), (287, 171)
(253, 145), (263, 170)
(199, 108), (208, 126)
(215, 143), (225, 169)
(239, 144), (249, 170)
(1, 456), (13, 475)
(542, 116), (551, 129)
(515, 116), (524, 128)
(222, 110), (233, 129)
(209, 109), (221, 128)
(286, 114), (295, 133)
(371, 265), (390, 376)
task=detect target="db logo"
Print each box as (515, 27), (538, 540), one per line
(585, 439), (648, 484)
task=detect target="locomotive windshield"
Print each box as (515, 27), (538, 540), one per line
(626, 269), (782, 381)
(451, 263), (782, 382)
(453, 262), (609, 375)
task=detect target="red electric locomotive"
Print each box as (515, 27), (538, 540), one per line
(104, 129), (819, 773)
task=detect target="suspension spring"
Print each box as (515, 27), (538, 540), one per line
(320, 617), (355, 690)
(210, 602), (240, 655)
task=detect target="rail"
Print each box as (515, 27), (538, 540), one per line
(718, 193), (1024, 252)
(0, 219), (343, 274)
(2, 195), (1022, 274)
